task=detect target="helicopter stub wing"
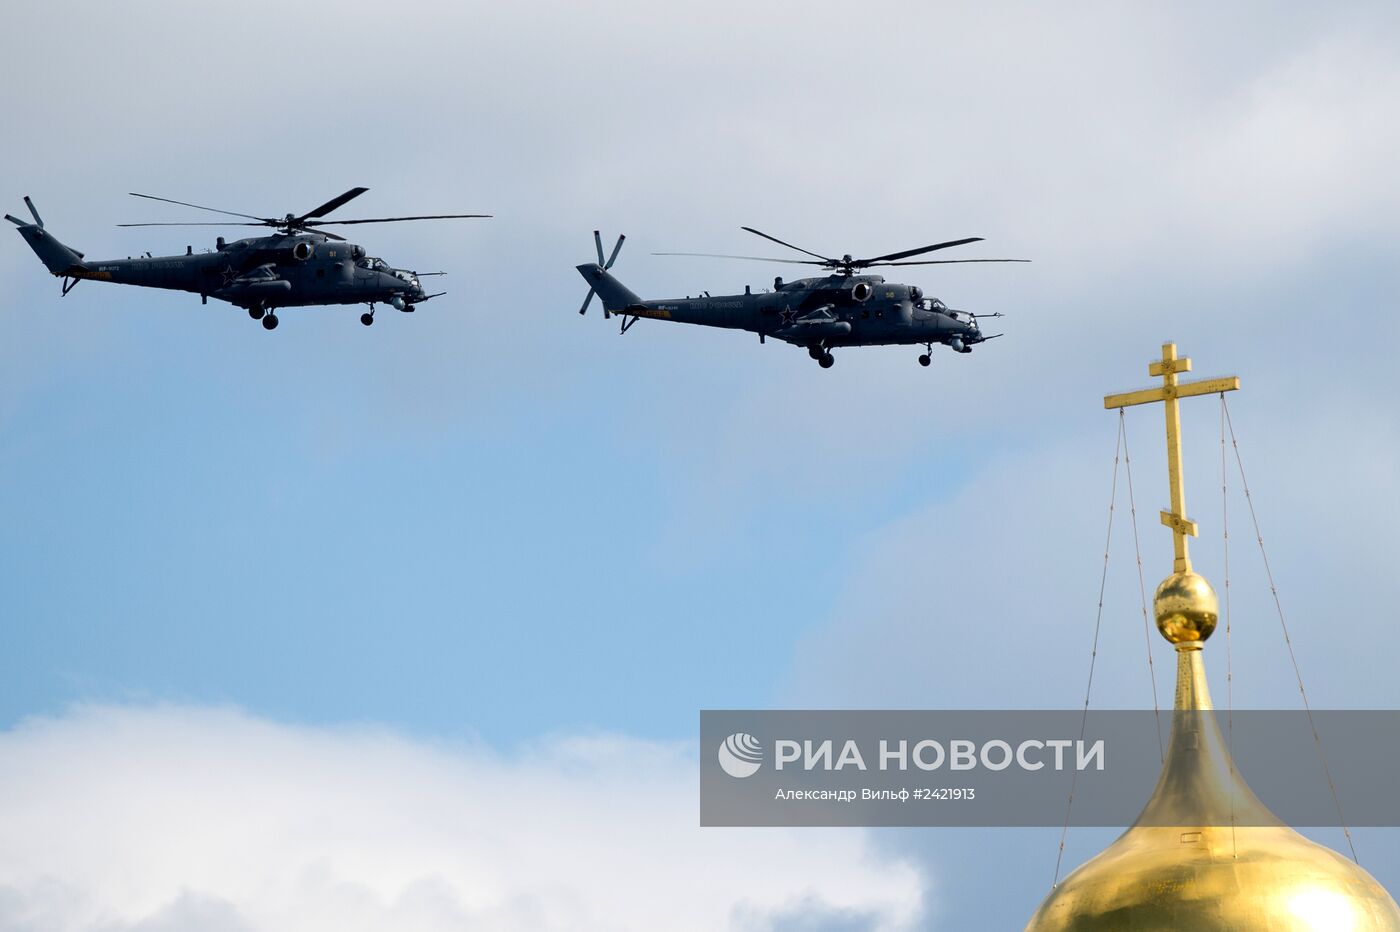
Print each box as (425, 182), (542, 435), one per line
(214, 263), (291, 300)
(772, 305), (851, 343)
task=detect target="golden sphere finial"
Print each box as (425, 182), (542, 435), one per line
(1153, 571), (1218, 644)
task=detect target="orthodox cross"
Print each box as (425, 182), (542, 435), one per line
(1104, 343), (1240, 573)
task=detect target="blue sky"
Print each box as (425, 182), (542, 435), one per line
(3, 2), (1399, 928)
(0, 311), (996, 742)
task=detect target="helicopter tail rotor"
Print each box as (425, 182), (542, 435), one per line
(22, 196), (43, 229)
(6, 197), (46, 230)
(8, 196), (90, 278)
(578, 230), (625, 319)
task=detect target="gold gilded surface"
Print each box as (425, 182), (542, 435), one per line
(1031, 344), (1400, 929)
(1102, 343), (1240, 574)
(1103, 377), (1241, 409)
(1153, 572), (1219, 644)
(1026, 645), (1400, 930)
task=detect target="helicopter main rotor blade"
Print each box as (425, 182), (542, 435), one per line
(117, 221), (347, 240)
(117, 222), (267, 227)
(873, 258), (1031, 266)
(651, 251), (824, 266)
(128, 192), (270, 222)
(739, 227), (833, 262)
(863, 237), (984, 264)
(305, 214), (492, 226)
(298, 187), (369, 221)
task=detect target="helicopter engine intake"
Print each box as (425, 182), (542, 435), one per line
(291, 240), (315, 261)
(851, 281), (873, 302)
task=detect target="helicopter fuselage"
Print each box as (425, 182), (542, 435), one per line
(581, 266), (994, 354)
(576, 226), (1020, 367)
(9, 189), (477, 329)
(54, 232), (425, 310)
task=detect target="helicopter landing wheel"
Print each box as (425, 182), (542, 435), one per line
(818, 352), (835, 369)
(248, 306), (265, 321)
(918, 354), (931, 367)
(262, 313), (279, 331)
(360, 312), (374, 327)
(807, 346), (822, 360)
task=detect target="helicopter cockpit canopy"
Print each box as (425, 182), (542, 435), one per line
(358, 256), (393, 272)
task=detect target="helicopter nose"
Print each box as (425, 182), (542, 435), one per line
(947, 310), (980, 337)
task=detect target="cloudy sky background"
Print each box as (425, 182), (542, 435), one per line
(2, 1), (1398, 928)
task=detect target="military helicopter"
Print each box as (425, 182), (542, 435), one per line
(577, 227), (1026, 367)
(7, 189), (489, 330)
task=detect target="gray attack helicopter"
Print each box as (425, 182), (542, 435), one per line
(577, 227), (1026, 368)
(7, 189), (489, 330)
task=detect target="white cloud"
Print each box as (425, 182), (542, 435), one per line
(0, 705), (924, 932)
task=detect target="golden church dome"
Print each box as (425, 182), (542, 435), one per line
(1028, 344), (1400, 930)
(1025, 631), (1400, 930)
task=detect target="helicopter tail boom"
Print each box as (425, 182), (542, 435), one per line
(576, 263), (641, 314)
(7, 197), (88, 277)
